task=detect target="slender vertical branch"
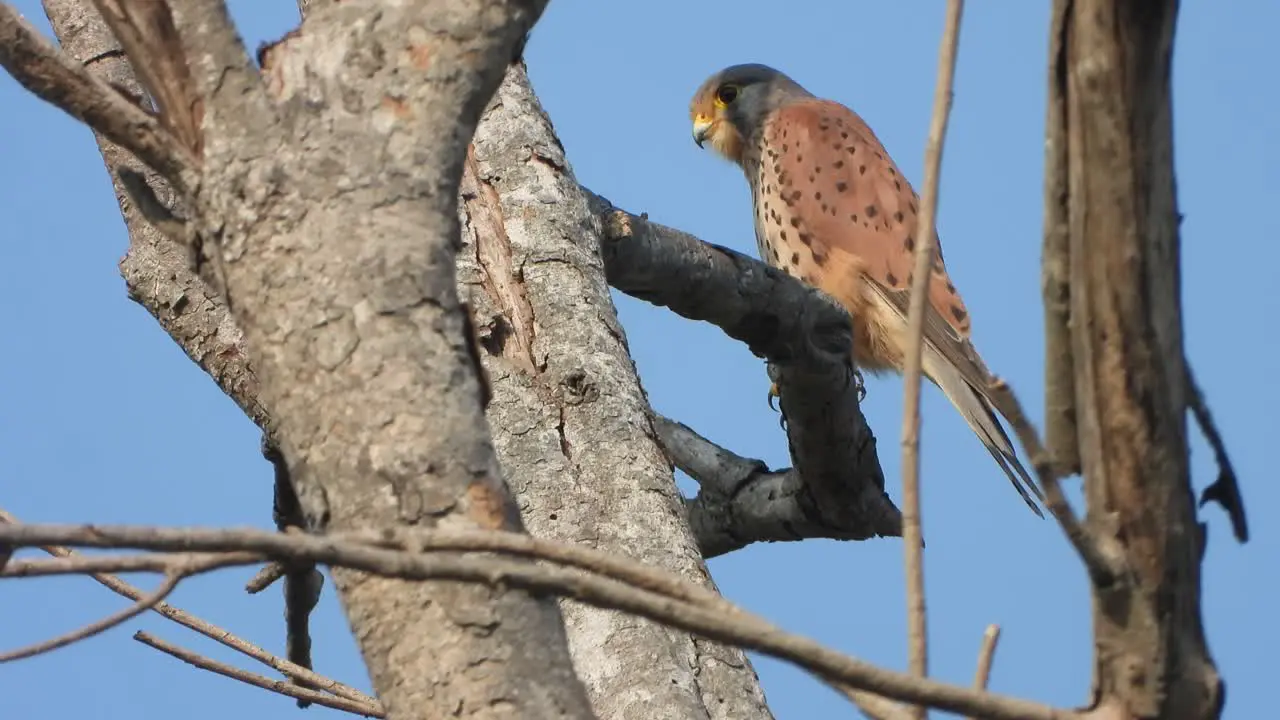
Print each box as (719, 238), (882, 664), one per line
(900, 1), (966, 715)
(966, 624), (1001, 720)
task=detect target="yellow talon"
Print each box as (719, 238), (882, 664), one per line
(767, 382), (782, 411)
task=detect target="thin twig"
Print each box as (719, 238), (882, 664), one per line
(0, 568), (178, 662)
(0, 508), (376, 708)
(900, 2), (966, 714)
(245, 562), (288, 593)
(0, 4), (195, 181)
(135, 631), (384, 717)
(0, 521), (1074, 720)
(842, 689), (913, 720)
(1186, 364), (1248, 542)
(968, 624), (1001, 720)
(984, 382), (1121, 585)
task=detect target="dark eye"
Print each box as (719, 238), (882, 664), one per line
(715, 84), (739, 105)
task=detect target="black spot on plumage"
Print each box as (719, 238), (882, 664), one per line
(866, 205), (878, 218)
(951, 306), (968, 323)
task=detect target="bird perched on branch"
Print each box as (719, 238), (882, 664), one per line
(689, 63), (1043, 515)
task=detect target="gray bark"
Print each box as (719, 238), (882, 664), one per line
(461, 64), (773, 720)
(202, 2), (595, 716)
(595, 199), (902, 547)
(31, 2), (778, 718)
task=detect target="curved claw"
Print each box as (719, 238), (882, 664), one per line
(843, 365), (867, 402)
(767, 382), (781, 412)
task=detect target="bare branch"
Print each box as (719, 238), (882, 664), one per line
(985, 381), (1121, 583)
(1053, 0), (1225, 713)
(1040, 0), (1079, 476)
(841, 690), (912, 720)
(594, 195), (902, 540)
(0, 561), (196, 663)
(899, 2), (966, 709)
(0, 521), (1077, 720)
(656, 415), (886, 556)
(134, 631), (384, 717)
(86, 0), (203, 158)
(1187, 364), (1248, 542)
(0, 508), (376, 708)
(968, 624), (1001, 720)
(0, 2), (194, 179)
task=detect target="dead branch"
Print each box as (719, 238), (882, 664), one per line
(1050, 0), (1228, 715)
(0, 521), (1077, 720)
(968, 624), (1001, 720)
(134, 631), (383, 717)
(1186, 364), (1248, 542)
(655, 415), (885, 556)
(0, 568), (180, 663)
(0, 3), (194, 179)
(86, 0), (203, 157)
(898, 2), (966, 708)
(0, 508), (375, 708)
(593, 196), (902, 541)
(985, 381), (1122, 584)
(1040, 0), (1079, 477)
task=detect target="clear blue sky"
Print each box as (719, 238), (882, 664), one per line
(2, 2), (1275, 718)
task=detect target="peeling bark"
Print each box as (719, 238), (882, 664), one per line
(1052, 1), (1225, 716)
(459, 64), (774, 720)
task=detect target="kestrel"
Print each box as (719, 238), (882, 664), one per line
(689, 63), (1043, 515)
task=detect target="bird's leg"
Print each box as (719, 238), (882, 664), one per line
(767, 381), (782, 411)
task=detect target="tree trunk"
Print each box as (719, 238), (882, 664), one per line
(1049, 1), (1223, 717)
(34, 1), (776, 718)
(460, 63), (774, 720)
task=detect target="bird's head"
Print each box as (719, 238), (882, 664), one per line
(689, 63), (811, 165)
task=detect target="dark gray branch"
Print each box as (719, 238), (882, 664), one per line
(592, 196), (902, 543)
(656, 416), (895, 558)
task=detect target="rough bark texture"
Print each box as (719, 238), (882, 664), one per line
(1053, 1), (1223, 717)
(459, 64), (774, 720)
(41, 0), (266, 430)
(655, 415), (887, 558)
(172, 1), (594, 717)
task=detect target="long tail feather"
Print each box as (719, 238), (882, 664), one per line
(922, 346), (1045, 517)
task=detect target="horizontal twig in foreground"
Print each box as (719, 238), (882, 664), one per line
(0, 508), (375, 708)
(0, 522), (1073, 720)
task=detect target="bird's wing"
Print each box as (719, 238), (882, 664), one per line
(763, 99), (1044, 512)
